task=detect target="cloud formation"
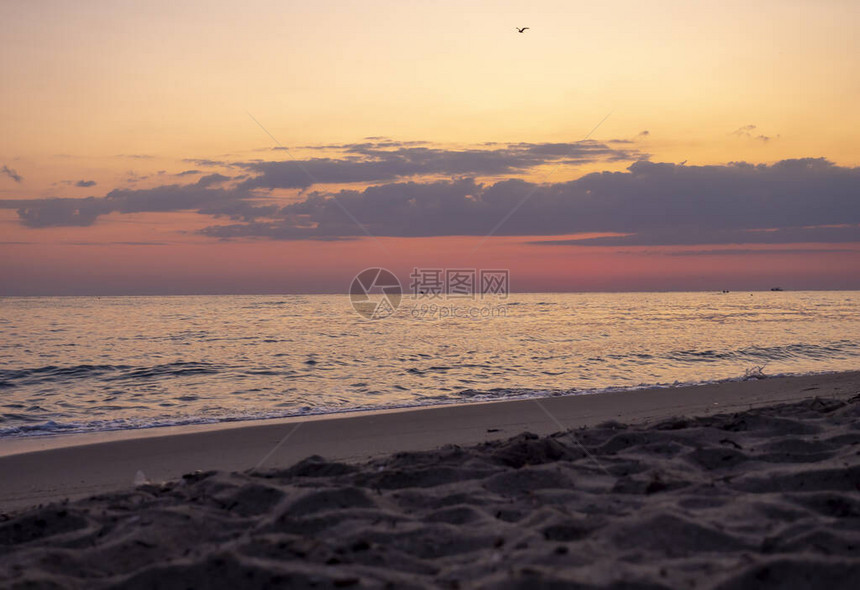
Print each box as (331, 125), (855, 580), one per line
(75, 180), (97, 187)
(236, 140), (644, 190)
(203, 158), (860, 245)
(1, 157), (857, 248)
(532, 226), (860, 247)
(654, 247), (856, 256)
(0, 184), (264, 228)
(731, 124), (774, 142)
(2, 165), (22, 183)
(195, 173), (232, 188)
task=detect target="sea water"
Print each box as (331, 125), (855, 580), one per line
(0, 291), (858, 437)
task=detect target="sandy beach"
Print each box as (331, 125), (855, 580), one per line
(1, 371), (857, 512)
(0, 371), (859, 587)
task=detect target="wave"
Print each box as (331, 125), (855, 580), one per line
(0, 369), (840, 440)
(665, 340), (859, 364)
(0, 361), (222, 388)
(2, 342), (855, 390)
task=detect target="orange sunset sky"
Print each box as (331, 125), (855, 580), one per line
(1, 0), (858, 295)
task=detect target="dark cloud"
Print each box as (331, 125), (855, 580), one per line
(2, 165), (23, 183)
(732, 125), (757, 136)
(205, 178), (492, 239)
(64, 241), (170, 246)
(177, 169), (201, 176)
(657, 247), (856, 256)
(202, 158), (860, 244)
(10, 197), (107, 227)
(0, 184), (255, 228)
(236, 141), (644, 190)
(299, 139), (428, 151)
(182, 158), (228, 167)
(731, 125), (773, 142)
(2, 157), (857, 249)
(532, 226), (860, 247)
(124, 172), (150, 184)
(195, 173), (232, 188)
(196, 200), (280, 222)
(75, 180), (97, 187)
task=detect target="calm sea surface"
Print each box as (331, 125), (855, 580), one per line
(0, 292), (858, 438)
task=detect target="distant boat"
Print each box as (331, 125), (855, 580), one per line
(770, 287), (784, 291)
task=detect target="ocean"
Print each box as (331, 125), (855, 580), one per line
(1, 291), (858, 438)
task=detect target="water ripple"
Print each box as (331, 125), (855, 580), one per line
(0, 292), (858, 438)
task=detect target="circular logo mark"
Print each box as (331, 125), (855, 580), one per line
(349, 268), (402, 319)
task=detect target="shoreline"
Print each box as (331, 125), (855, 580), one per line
(0, 369), (849, 458)
(1, 370), (858, 513)
(1, 372), (859, 587)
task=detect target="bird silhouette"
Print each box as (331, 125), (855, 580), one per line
(516, 27), (529, 33)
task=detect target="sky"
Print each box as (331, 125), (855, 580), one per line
(1, 0), (858, 295)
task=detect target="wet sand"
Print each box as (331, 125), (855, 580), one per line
(1, 372), (859, 587)
(1, 372), (858, 513)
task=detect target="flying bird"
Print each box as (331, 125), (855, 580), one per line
(516, 27), (529, 33)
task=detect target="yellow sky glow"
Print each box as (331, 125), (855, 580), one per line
(1, 0), (858, 293)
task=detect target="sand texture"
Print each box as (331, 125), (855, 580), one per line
(3, 371), (859, 514)
(2, 393), (860, 589)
